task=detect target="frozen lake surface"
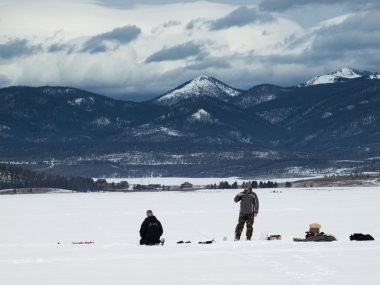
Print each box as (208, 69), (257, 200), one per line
(1, 187), (379, 284)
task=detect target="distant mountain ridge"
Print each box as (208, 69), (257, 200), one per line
(1, 68), (380, 177)
(299, 67), (380, 87)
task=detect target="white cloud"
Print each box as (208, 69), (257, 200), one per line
(0, 0), (379, 99)
(260, 0), (378, 11)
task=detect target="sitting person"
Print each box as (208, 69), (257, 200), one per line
(139, 210), (163, 245)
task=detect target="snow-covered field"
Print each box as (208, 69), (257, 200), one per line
(1, 187), (379, 285)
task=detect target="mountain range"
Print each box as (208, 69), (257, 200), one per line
(1, 67), (380, 177)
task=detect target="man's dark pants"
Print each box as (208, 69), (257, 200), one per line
(235, 213), (254, 239)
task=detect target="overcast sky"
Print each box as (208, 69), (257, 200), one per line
(0, 0), (379, 100)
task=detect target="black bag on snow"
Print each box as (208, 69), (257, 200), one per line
(350, 233), (374, 241)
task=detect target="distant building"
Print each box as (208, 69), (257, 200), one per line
(95, 179), (113, 191)
(116, 181), (129, 190)
(181, 182), (193, 190)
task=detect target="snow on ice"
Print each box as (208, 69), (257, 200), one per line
(0, 186), (379, 285)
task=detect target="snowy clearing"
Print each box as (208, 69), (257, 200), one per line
(1, 187), (379, 285)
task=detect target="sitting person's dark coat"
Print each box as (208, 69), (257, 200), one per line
(139, 210), (163, 245)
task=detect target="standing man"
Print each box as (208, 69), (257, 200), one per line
(234, 182), (259, 241)
(139, 210), (164, 245)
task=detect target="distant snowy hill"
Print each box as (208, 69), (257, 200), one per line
(153, 75), (241, 106)
(299, 68), (380, 87)
(232, 84), (293, 108)
(1, 68), (380, 177)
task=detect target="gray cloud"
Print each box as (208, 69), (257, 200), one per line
(259, 10), (380, 75)
(81, 25), (141, 53)
(260, 0), (378, 11)
(185, 19), (206, 31)
(186, 7), (274, 32)
(48, 43), (65, 53)
(0, 39), (42, 60)
(152, 21), (182, 34)
(162, 20), (181, 28)
(210, 6), (274, 30)
(48, 43), (74, 53)
(186, 58), (231, 70)
(145, 42), (206, 63)
(308, 11), (380, 56)
(97, 0), (259, 9)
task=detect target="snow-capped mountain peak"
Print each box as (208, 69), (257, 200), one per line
(154, 75), (241, 105)
(334, 67), (362, 79)
(300, 67), (379, 87)
(194, 75), (211, 81)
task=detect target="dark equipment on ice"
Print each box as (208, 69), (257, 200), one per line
(198, 239), (215, 244)
(350, 233), (374, 241)
(267, 234), (281, 240)
(293, 223), (336, 242)
(293, 232), (336, 242)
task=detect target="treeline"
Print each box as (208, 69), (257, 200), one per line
(0, 163), (127, 192)
(207, 180), (291, 189)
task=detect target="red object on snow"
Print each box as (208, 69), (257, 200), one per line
(305, 231), (316, 238)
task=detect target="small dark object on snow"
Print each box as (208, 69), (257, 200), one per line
(198, 239), (215, 244)
(293, 233), (336, 242)
(72, 241), (95, 244)
(350, 233), (374, 241)
(177, 240), (191, 244)
(268, 234), (281, 240)
(293, 238), (304, 242)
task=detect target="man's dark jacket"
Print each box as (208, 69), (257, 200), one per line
(139, 216), (163, 245)
(234, 190), (259, 215)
